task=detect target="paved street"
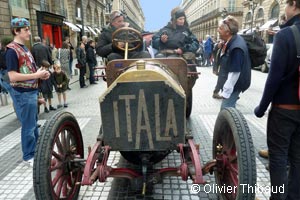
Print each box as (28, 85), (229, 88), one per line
(0, 62), (271, 200)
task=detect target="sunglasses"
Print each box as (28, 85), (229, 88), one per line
(112, 12), (123, 21)
(222, 19), (232, 33)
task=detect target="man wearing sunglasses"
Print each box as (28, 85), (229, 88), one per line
(96, 10), (150, 61)
(217, 15), (251, 109)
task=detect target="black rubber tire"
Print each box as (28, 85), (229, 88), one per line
(186, 88), (193, 118)
(33, 111), (84, 200)
(120, 151), (170, 165)
(213, 108), (256, 200)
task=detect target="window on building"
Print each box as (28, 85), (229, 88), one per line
(228, 0), (235, 12)
(59, 0), (65, 15)
(101, 12), (104, 27)
(87, 4), (92, 23)
(94, 8), (99, 26)
(270, 3), (279, 19)
(40, 0), (48, 11)
(75, 1), (81, 19)
(10, 0), (28, 8)
(246, 12), (252, 22)
(256, 8), (264, 19)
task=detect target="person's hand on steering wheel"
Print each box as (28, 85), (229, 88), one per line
(175, 48), (183, 55)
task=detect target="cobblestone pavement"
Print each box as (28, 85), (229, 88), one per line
(0, 61), (271, 200)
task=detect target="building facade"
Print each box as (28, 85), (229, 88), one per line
(110, 0), (145, 31)
(181, 0), (286, 43)
(181, 0), (244, 41)
(0, 0), (145, 49)
(242, 0), (285, 43)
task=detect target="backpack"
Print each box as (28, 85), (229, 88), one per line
(240, 32), (267, 68)
(0, 50), (6, 70)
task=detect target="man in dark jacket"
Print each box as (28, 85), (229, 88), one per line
(96, 10), (150, 61)
(86, 40), (97, 84)
(0, 37), (12, 94)
(31, 36), (52, 67)
(217, 15), (251, 109)
(76, 42), (87, 88)
(254, 1), (300, 199)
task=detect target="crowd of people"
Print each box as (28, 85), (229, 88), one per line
(0, 1), (300, 199)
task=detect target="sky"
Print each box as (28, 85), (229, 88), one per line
(140, 0), (182, 32)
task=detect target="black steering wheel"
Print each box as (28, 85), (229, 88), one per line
(112, 27), (143, 51)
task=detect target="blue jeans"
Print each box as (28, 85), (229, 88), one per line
(220, 90), (241, 110)
(0, 70), (10, 94)
(11, 89), (39, 161)
(69, 59), (73, 76)
(204, 52), (211, 66)
(267, 107), (300, 200)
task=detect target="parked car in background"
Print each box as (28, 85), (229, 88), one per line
(254, 43), (273, 73)
(262, 43), (273, 73)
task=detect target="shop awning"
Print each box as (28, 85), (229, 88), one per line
(260, 19), (278, 30)
(76, 24), (90, 32)
(87, 26), (97, 36)
(63, 21), (80, 32)
(95, 28), (101, 34)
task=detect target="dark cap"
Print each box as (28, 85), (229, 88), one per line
(11, 18), (30, 28)
(175, 10), (185, 19)
(171, 7), (186, 20)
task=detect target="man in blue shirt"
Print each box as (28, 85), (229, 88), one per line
(255, 1), (300, 199)
(217, 15), (251, 109)
(6, 18), (50, 167)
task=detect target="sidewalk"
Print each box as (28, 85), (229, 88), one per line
(0, 93), (13, 119)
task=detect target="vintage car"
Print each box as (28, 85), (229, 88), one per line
(33, 27), (256, 200)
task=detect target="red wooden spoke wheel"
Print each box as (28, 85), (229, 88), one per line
(33, 111), (84, 200)
(213, 108), (256, 200)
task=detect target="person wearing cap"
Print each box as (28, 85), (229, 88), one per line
(152, 7), (199, 59)
(96, 10), (150, 61)
(6, 18), (50, 167)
